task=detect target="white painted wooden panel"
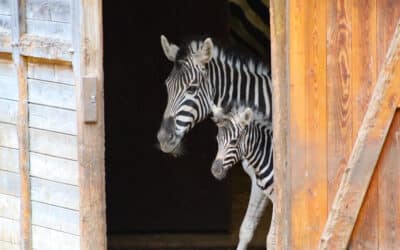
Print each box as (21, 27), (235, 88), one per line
(26, 0), (71, 23)
(0, 240), (19, 250)
(28, 62), (74, 85)
(29, 128), (77, 160)
(0, 123), (18, 149)
(0, 217), (19, 244)
(29, 104), (77, 135)
(26, 19), (71, 40)
(32, 201), (79, 235)
(0, 170), (20, 196)
(28, 79), (76, 109)
(0, 98), (17, 124)
(31, 177), (79, 210)
(32, 226), (79, 250)
(30, 152), (78, 185)
(0, 14), (10, 32)
(0, 193), (19, 220)
(0, 75), (18, 100)
(0, 0), (11, 16)
(0, 147), (18, 173)
(0, 57), (15, 76)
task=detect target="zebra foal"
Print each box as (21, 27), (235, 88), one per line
(157, 35), (273, 250)
(211, 105), (275, 250)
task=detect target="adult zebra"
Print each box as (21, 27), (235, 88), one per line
(157, 35), (273, 250)
(211, 106), (275, 250)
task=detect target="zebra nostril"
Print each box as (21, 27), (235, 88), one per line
(168, 134), (174, 141)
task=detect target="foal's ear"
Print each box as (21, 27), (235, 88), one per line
(196, 37), (214, 64)
(161, 35), (179, 62)
(211, 105), (225, 124)
(239, 108), (253, 127)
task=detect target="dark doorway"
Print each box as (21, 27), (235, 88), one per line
(104, 0), (231, 233)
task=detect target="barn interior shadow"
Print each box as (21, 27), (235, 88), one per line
(103, 0), (270, 249)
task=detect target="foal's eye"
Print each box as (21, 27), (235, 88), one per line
(230, 139), (238, 145)
(187, 85), (197, 95)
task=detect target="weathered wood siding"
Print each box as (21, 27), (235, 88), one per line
(0, 0), (80, 249)
(0, 56), (21, 249)
(284, 0), (400, 249)
(27, 60), (79, 249)
(25, 0), (72, 40)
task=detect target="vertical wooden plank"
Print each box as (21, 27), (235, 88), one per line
(269, 0), (290, 249)
(377, 2), (400, 249)
(289, 0), (306, 247)
(10, 0), (31, 250)
(326, 0), (352, 208)
(378, 111), (400, 249)
(349, 1), (378, 249)
(289, 0), (327, 249)
(72, 0), (106, 249)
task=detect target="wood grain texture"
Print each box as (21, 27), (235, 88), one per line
(377, 2), (400, 249)
(32, 225), (79, 250)
(289, 0), (327, 249)
(29, 128), (77, 160)
(326, 0), (352, 208)
(269, 0), (290, 249)
(348, 1), (378, 249)
(320, 19), (400, 250)
(0, 75), (18, 100)
(26, 0), (71, 23)
(73, 0), (106, 248)
(0, 170), (20, 197)
(0, 193), (20, 220)
(377, 111), (400, 249)
(28, 78), (76, 109)
(0, 123), (18, 148)
(0, 217), (20, 244)
(20, 34), (73, 62)
(30, 152), (78, 185)
(31, 177), (79, 210)
(32, 201), (79, 235)
(0, 98), (17, 124)
(28, 60), (74, 84)
(29, 103), (77, 134)
(0, 146), (18, 172)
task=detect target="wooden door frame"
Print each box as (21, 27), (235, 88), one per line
(72, 0), (107, 249)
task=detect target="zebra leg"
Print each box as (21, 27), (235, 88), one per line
(237, 162), (269, 250)
(266, 195), (276, 250)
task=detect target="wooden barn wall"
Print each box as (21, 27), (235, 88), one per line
(288, 0), (400, 249)
(0, 55), (20, 250)
(0, 0), (79, 249)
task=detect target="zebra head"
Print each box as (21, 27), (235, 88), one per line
(157, 35), (214, 154)
(211, 107), (253, 180)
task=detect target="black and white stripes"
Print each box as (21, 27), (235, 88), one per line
(157, 36), (272, 154)
(211, 106), (273, 192)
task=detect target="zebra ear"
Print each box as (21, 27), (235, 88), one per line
(211, 105), (225, 124)
(239, 108), (253, 127)
(197, 38), (214, 64)
(161, 35), (179, 62)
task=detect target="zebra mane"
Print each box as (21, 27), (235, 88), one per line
(212, 103), (270, 126)
(175, 36), (270, 74)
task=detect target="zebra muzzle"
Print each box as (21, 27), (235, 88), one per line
(211, 160), (227, 180)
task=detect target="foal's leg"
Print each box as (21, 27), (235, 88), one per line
(237, 162), (269, 250)
(266, 193), (276, 250)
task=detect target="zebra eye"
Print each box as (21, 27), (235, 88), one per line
(187, 85), (197, 95)
(230, 139), (238, 145)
